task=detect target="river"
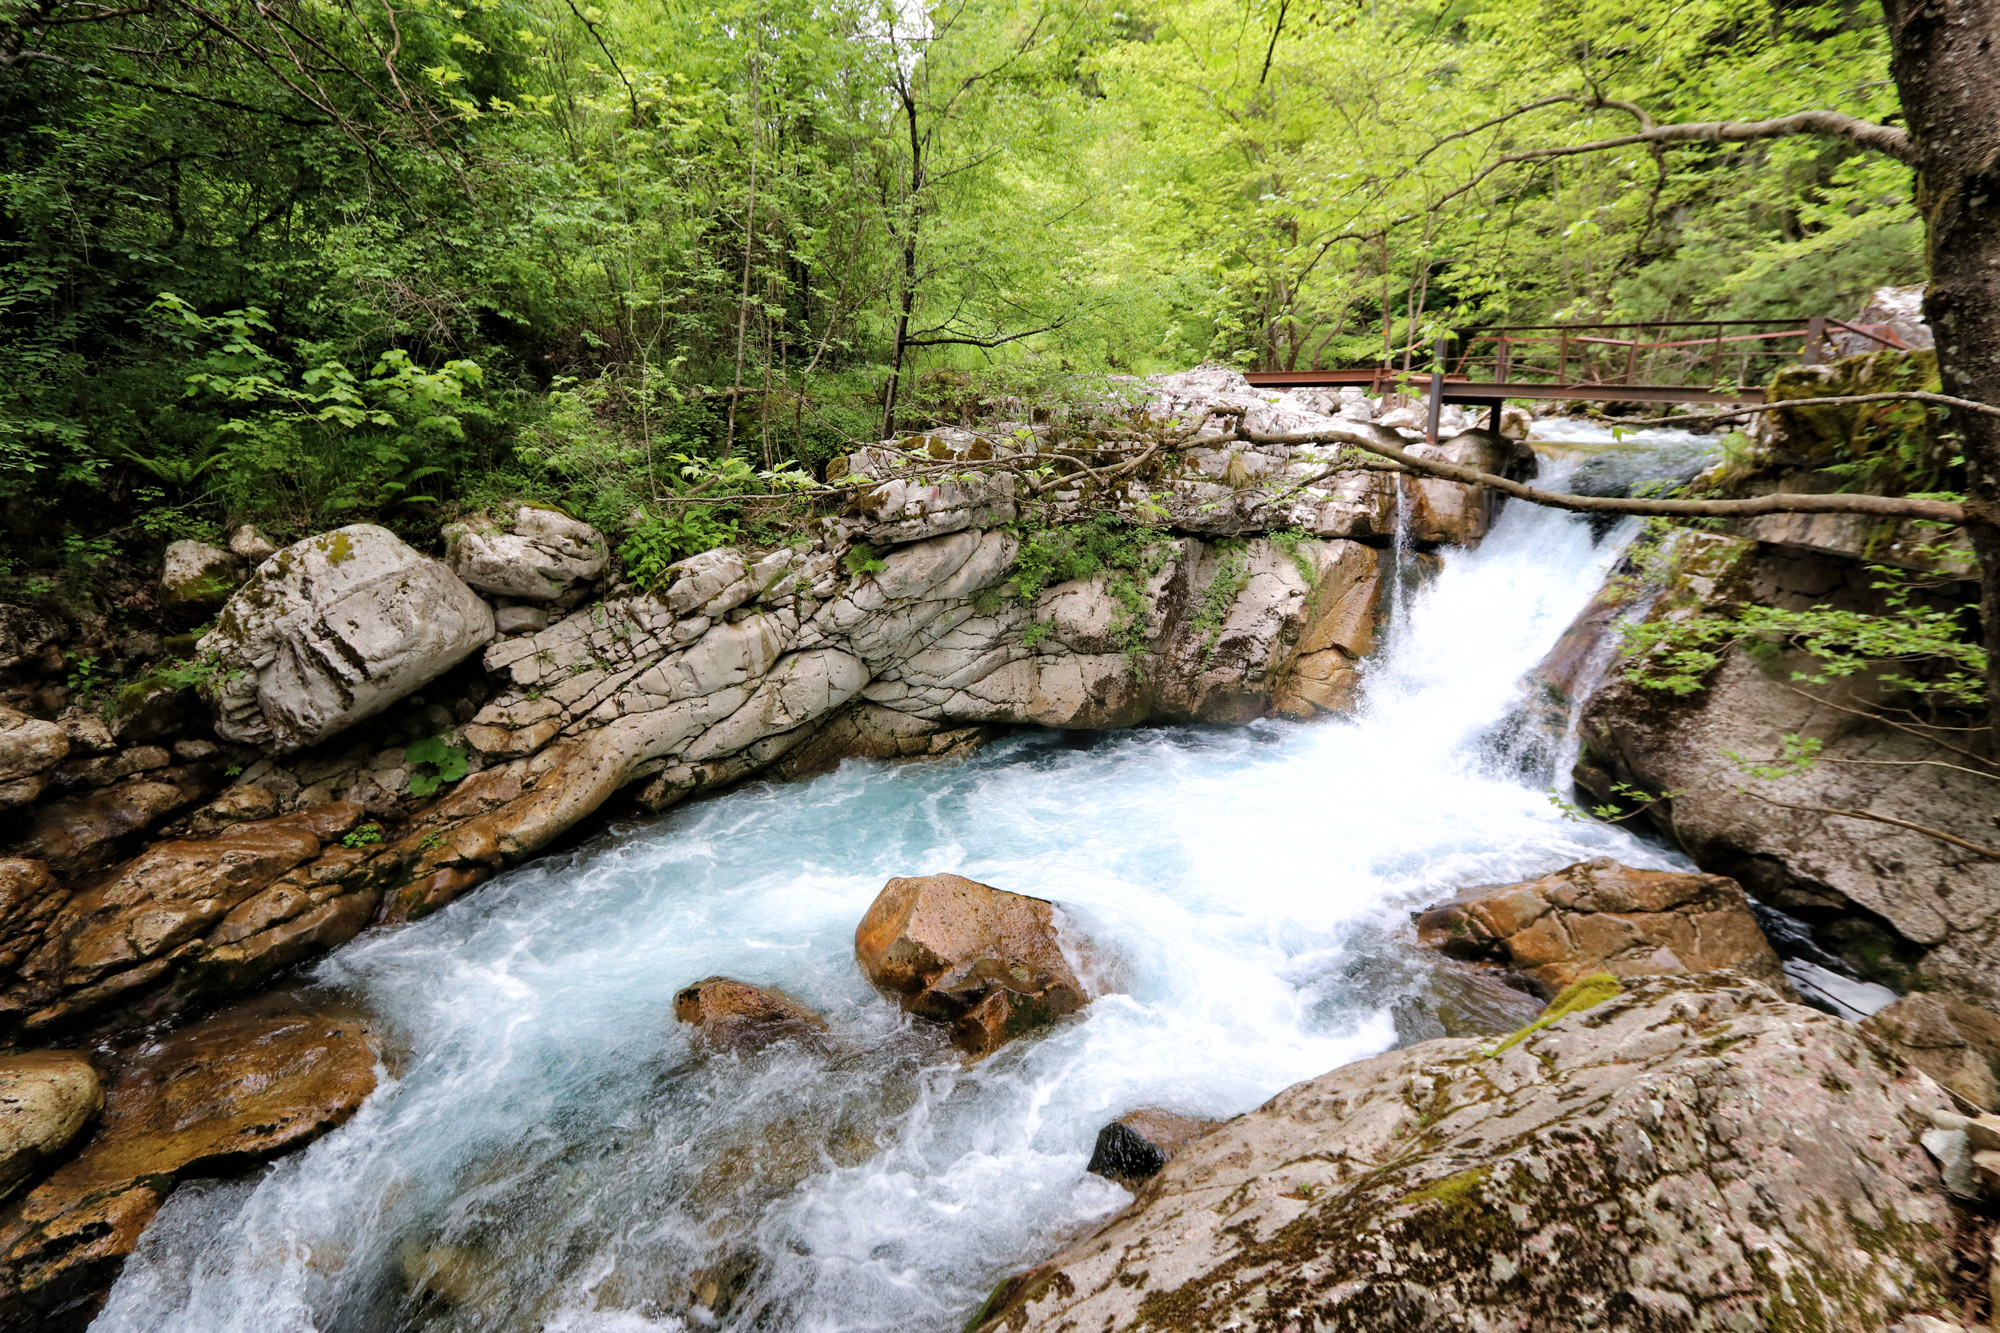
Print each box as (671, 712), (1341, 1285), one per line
(94, 432), (1707, 1333)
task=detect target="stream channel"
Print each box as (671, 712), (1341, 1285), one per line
(96, 427), (1715, 1333)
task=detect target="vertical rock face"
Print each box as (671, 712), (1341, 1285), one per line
(1415, 857), (1787, 997)
(855, 874), (1089, 1057)
(199, 525), (495, 754)
(1570, 530), (2000, 1005)
(0, 1005), (379, 1331)
(971, 976), (1960, 1333)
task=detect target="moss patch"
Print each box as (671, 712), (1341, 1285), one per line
(1487, 972), (1622, 1055)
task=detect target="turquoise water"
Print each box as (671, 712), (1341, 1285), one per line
(96, 458), (1687, 1333)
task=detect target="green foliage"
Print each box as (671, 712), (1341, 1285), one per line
(1619, 566), (1985, 707)
(405, 735), (469, 797)
(1190, 543), (1251, 669)
(343, 824), (386, 849)
(620, 507), (742, 588)
(1547, 780), (1682, 824)
(1004, 517), (1173, 667)
(842, 543), (888, 576)
(0, 0), (1935, 576)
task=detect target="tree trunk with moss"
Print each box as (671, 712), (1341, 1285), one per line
(1882, 0), (2000, 734)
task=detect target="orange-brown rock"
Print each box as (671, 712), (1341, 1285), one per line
(855, 874), (1087, 1057)
(673, 976), (827, 1051)
(1415, 857), (1784, 998)
(0, 802), (366, 1032)
(0, 1004), (378, 1330)
(0, 1052), (101, 1204)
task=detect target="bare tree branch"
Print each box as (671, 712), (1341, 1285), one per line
(1238, 421), (1968, 524)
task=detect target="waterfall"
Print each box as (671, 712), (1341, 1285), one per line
(94, 434), (1715, 1333)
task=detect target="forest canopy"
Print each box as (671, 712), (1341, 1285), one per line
(0, 0), (1918, 566)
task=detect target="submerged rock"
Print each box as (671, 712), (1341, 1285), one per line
(0, 1004), (378, 1331)
(1415, 857), (1785, 997)
(970, 974), (1959, 1333)
(673, 976), (828, 1051)
(199, 524), (494, 754)
(1085, 1108), (1216, 1190)
(855, 874), (1088, 1057)
(0, 1052), (101, 1204)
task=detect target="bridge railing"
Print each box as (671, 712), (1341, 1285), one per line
(1447, 316), (1907, 393)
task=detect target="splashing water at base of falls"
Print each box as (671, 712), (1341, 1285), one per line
(95, 439), (1715, 1333)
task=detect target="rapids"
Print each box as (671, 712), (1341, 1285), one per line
(95, 432), (1713, 1333)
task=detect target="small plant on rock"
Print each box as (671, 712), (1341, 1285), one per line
(405, 735), (469, 797)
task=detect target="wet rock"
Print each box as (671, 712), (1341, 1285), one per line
(199, 525), (495, 754)
(5, 777), (205, 879)
(0, 706), (67, 790)
(1415, 857), (1786, 997)
(159, 540), (244, 612)
(673, 976), (828, 1051)
(48, 745), (168, 793)
(1085, 1108), (1215, 1189)
(106, 677), (188, 744)
(0, 1052), (101, 1204)
(445, 506), (609, 602)
(1403, 428), (1532, 546)
(0, 1004), (378, 1330)
(970, 975), (1958, 1333)
(179, 782), (282, 837)
(855, 873), (1088, 1057)
(0, 802), (364, 1031)
(1868, 991), (2000, 1110)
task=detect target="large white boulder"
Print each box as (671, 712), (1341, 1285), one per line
(444, 506), (609, 602)
(199, 525), (494, 753)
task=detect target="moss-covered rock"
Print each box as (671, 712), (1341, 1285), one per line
(969, 975), (1959, 1333)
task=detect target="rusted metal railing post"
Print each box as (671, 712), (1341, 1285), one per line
(1802, 314), (1825, 366)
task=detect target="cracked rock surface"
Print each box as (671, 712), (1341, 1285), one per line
(972, 974), (1958, 1333)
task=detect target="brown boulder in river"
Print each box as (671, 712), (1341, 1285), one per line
(855, 874), (1088, 1058)
(673, 976), (828, 1051)
(0, 1004), (379, 1331)
(1415, 857), (1784, 997)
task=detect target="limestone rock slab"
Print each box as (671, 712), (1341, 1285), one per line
(445, 506), (608, 602)
(200, 525), (494, 753)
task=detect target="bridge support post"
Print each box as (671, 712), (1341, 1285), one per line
(1425, 368), (1444, 443)
(1488, 400), (1502, 433)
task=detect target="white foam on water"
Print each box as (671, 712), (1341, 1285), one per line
(95, 473), (1684, 1333)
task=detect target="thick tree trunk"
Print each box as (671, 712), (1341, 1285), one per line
(1881, 0), (2000, 738)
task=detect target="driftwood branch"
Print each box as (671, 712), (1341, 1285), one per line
(1246, 422), (1967, 525)
(1620, 391), (2000, 429)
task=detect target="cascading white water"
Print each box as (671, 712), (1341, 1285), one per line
(95, 442), (1711, 1333)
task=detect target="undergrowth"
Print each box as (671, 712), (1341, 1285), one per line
(1003, 516), (1172, 669)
